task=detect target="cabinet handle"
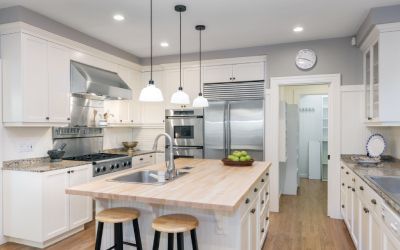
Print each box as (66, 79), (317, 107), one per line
(266, 192), (269, 196)
(352, 188), (355, 192)
(348, 186), (351, 189)
(261, 228), (265, 233)
(232, 77), (236, 81)
(150, 155), (153, 158)
(342, 204), (345, 208)
(254, 188), (258, 192)
(266, 172), (269, 176)
(261, 179), (265, 182)
(371, 199), (377, 205)
(368, 117), (372, 120)
(346, 171), (349, 175)
(359, 186), (364, 191)
(250, 208), (256, 214)
(67, 170), (71, 174)
(46, 117), (50, 120)
(266, 217), (269, 221)
(261, 200), (265, 205)
(341, 166), (344, 169)
(67, 117), (71, 121)
(342, 183), (344, 186)
(140, 158), (143, 161)
(363, 207), (369, 213)
(245, 198), (250, 204)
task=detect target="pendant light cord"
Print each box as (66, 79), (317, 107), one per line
(179, 11), (182, 89)
(199, 29), (202, 95)
(150, 0), (153, 84)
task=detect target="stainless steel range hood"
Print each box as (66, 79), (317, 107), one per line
(71, 61), (132, 100)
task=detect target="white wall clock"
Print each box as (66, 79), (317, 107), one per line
(295, 49), (317, 70)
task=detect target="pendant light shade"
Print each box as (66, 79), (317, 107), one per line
(193, 25), (208, 108)
(171, 5), (190, 105)
(139, 0), (164, 102)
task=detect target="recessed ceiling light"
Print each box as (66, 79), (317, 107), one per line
(113, 14), (125, 21)
(160, 42), (169, 47)
(293, 26), (304, 33)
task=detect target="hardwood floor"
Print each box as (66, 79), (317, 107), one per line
(1, 178), (355, 250)
(263, 178), (355, 250)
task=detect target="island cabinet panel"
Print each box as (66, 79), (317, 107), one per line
(203, 62), (265, 83)
(3, 164), (93, 248)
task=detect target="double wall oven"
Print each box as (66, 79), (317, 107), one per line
(165, 109), (204, 159)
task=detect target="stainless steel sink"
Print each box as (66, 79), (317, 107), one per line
(108, 170), (188, 185)
(367, 175), (400, 204)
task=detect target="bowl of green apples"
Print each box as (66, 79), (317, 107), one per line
(222, 151), (254, 167)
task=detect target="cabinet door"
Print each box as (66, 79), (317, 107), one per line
(233, 62), (265, 82)
(48, 42), (71, 123)
(240, 211), (251, 250)
(249, 205), (258, 250)
(352, 188), (360, 247)
(22, 34), (49, 122)
(141, 71), (165, 124)
(371, 41), (380, 120)
(43, 169), (69, 240)
(383, 230), (400, 250)
(69, 165), (92, 229)
(370, 211), (382, 250)
(360, 204), (370, 250)
(203, 65), (233, 83)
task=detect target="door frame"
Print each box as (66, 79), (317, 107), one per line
(269, 74), (341, 219)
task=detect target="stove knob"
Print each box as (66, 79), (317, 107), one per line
(102, 166), (107, 172)
(96, 167), (101, 173)
(110, 164), (115, 170)
(123, 162), (127, 167)
(116, 164), (120, 168)
(127, 161), (132, 166)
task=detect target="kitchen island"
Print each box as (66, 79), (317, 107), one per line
(67, 158), (271, 250)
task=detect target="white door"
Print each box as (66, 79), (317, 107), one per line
(141, 71), (165, 124)
(43, 169), (69, 240)
(232, 62), (265, 82)
(203, 64), (233, 83)
(48, 42), (71, 123)
(68, 165), (92, 229)
(22, 34), (49, 122)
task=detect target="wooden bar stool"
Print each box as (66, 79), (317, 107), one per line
(152, 214), (199, 250)
(95, 207), (143, 250)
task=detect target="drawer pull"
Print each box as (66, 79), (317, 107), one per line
(150, 155), (153, 158)
(71, 170), (74, 173)
(266, 217), (269, 221)
(348, 186), (351, 189)
(371, 199), (377, 205)
(342, 204), (345, 208)
(245, 198), (250, 204)
(266, 172), (269, 176)
(250, 208), (256, 214)
(352, 188), (355, 192)
(346, 171), (349, 175)
(261, 200), (265, 205)
(342, 183), (344, 186)
(261, 228), (265, 233)
(140, 158), (144, 161)
(67, 170), (71, 174)
(341, 166), (344, 169)
(363, 207), (369, 213)
(261, 179), (265, 183)
(254, 188), (258, 192)
(359, 186), (364, 191)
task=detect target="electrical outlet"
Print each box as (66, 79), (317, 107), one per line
(18, 143), (33, 153)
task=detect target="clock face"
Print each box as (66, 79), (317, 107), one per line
(295, 49), (317, 70)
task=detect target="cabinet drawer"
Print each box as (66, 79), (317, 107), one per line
(132, 154), (154, 167)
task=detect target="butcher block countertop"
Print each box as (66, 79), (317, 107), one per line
(66, 158), (271, 212)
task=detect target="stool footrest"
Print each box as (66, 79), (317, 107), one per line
(105, 242), (138, 250)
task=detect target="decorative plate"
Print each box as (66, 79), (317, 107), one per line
(222, 158), (254, 167)
(366, 134), (386, 158)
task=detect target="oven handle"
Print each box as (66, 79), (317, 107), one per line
(167, 146), (204, 150)
(165, 116), (203, 119)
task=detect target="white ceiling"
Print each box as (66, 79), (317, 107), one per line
(1, 0), (400, 58)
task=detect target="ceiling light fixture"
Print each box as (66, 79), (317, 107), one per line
(139, 0), (164, 102)
(170, 5), (190, 105)
(192, 25), (208, 108)
(160, 42), (169, 47)
(293, 26), (304, 33)
(113, 14), (125, 21)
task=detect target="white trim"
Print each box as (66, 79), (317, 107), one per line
(340, 85), (364, 92)
(270, 74), (341, 219)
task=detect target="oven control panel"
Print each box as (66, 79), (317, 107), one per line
(93, 157), (132, 177)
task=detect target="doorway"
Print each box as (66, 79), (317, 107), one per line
(268, 74), (341, 219)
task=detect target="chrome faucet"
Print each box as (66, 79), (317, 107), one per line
(152, 133), (177, 179)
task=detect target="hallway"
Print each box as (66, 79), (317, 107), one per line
(263, 178), (355, 250)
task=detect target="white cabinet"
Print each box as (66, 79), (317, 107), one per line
(203, 62), (265, 83)
(132, 153), (155, 168)
(361, 24), (400, 124)
(1, 32), (71, 126)
(3, 165), (93, 247)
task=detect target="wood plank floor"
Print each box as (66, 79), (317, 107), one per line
(263, 178), (355, 250)
(1, 178), (354, 250)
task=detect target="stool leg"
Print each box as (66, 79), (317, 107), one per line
(190, 229), (198, 250)
(152, 231), (161, 250)
(114, 223), (123, 250)
(132, 219), (143, 250)
(95, 222), (104, 250)
(177, 232), (184, 250)
(168, 233), (174, 250)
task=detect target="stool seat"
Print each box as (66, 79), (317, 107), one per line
(96, 207), (140, 224)
(152, 214), (199, 233)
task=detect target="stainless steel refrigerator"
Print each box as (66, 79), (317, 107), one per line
(203, 81), (265, 161)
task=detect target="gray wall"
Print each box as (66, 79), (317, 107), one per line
(0, 6), (140, 64)
(141, 37), (363, 86)
(357, 5), (400, 46)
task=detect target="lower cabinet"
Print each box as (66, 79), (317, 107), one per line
(132, 153), (156, 168)
(3, 164), (93, 247)
(340, 162), (400, 250)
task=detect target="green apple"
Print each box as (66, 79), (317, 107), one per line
(228, 155), (235, 161)
(245, 155), (252, 161)
(232, 156), (240, 161)
(240, 151), (248, 156)
(233, 151), (241, 157)
(239, 156), (248, 161)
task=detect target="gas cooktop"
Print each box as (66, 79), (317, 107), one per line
(64, 153), (128, 162)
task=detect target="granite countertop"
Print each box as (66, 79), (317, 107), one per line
(2, 157), (88, 172)
(341, 154), (400, 214)
(103, 148), (163, 157)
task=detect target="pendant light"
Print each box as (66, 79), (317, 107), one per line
(139, 0), (164, 102)
(192, 25), (209, 107)
(170, 5), (190, 105)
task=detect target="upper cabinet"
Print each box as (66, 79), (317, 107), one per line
(1, 33), (71, 126)
(203, 62), (265, 83)
(362, 24), (400, 125)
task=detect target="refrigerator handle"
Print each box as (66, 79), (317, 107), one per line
(227, 102), (231, 156)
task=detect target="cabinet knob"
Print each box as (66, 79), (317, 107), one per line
(266, 172), (269, 176)
(261, 179), (265, 182)
(341, 166), (344, 169)
(368, 117), (372, 120)
(371, 199), (377, 205)
(250, 208), (256, 214)
(67, 170), (71, 174)
(150, 155), (153, 158)
(46, 117), (50, 120)
(71, 170), (74, 173)
(254, 188), (258, 192)
(261, 200), (265, 205)
(346, 171), (349, 175)
(261, 228), (265, 233)
(348, 186), (351, 189)
(266, 217), (269, 221)
(245, 198), (250, 204)
(352, 188), (355, 192)
(229, 77), (232, 81)
(67, 117), (71, 121)
(342, 183), (344, 186)
(266, 192), (269, 196)
(352, 178), (355, 182)
(232, 77), (236, 81)
(360, 186), (364, 191)
(363, 207), (369, 213)
(120, 120), (122, 123)
(140, 158), (143, 161)
(342, 204), (345, 208)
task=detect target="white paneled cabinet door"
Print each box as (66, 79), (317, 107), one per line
(240, 211), (251, 250)
(22, 34), (49, 122)
(69, 165), (92, 229)
(48, 42), (71, 123)
(360, 204), (370, 250)
(43, 169), (69, 240)
(370, 211), (382, 250)
(203, 64), (233, 83)
(249, 206), (258, 250)
(233, 62), (265, 82)
(141, 71), (165, 124)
